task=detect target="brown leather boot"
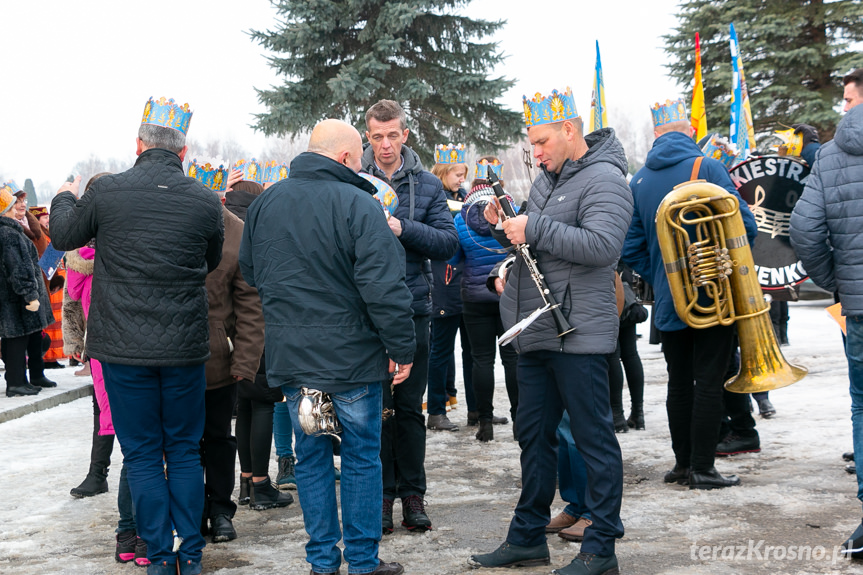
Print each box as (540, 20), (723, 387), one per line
(546, 511), (578, 533)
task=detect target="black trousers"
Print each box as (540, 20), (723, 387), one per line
(660, 325), (735, 472)
(236, 395), (275, 478)
(201, 383), (238, 519)
(721, 345), (758, 439)
(462, 301), (518, 421)
(381, 313), (429, 500)
(609, 322), (645, 411)
(1, 330), (44, 388)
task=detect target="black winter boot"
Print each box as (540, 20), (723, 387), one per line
(627, 404), (645, 430)
(612, 407), (628, 434)
(250, 476), (294, 510)
(476, 419), (494, 442)
(71, 432), (113, 498)
(238, 475), (251, 505)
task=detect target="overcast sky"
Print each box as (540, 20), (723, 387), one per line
(1, 0), (681, 195)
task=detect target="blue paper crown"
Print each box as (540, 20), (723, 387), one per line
(701, 134), (740, 169)
(141, 97), (193, 135)
(522, 87), (578, 127)
(434, 144), (466, 165)
(1, 180), (21, 195)
(475, 158), (503, 180)
(234, 158), (264, 184)
(261, 161), (290, 184)
(188, 159), (228, 192)
(650, 98), (688, 128)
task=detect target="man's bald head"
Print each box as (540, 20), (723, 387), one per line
(308, 119), (364, 172)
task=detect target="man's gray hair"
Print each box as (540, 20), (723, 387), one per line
(365, 100), (407, 131)
(138, 123), (186, 154)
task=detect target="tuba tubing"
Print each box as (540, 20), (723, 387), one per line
(656, 181), (807, 393)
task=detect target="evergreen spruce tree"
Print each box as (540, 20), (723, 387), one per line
(24, 179), (36, 206)
(665, 0), (863, 141)
(251, 0), (523, 165)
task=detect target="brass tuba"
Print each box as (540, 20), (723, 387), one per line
(655, 181), (807, 393)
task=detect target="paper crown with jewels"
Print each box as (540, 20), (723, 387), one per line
(261, 161), (290, 184)
(650, 98), (688, 128)
(475, 157), (503, 180)
(1, 180), (21, 196)
(434, 144), (467, 165)
(141, 97), (193, 135)
(701, 134), (740, 169)
(188, 159), (229, 191)
(234, 158), (264, 184)
(359, 172), (399, 220)
(522, 87), (578, 127)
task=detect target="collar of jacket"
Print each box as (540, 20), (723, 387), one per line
(289, 152), (379, 196)
(539, 127), (626, 187)
(360, 142), (424, 184)
(0, 216), (26, 233)
(134, 147), (184, 171)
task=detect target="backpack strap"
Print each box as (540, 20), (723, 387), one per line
(690, 156), (704, 181)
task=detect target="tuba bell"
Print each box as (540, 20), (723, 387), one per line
(297, 387), (342, 441)
(655, 181), (807, 393)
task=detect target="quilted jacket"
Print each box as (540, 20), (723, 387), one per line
(361, 143), (459, 316)
(49, 148), (224, 366)
(790, 104), (863, 315)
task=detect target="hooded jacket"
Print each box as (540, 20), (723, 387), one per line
(497, 128), (633, 354)
(239, 152), (416, 393)
(49, 148), (224, 366)
(790, 104), (863, 315)
(361, 144), (459, 316)
(622, 131), (757, 332)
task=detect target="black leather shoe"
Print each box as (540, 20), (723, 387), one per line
(211, 514), (237, 543)
(612, 409), (628, 434)
(756, 398), (776, 418)
(6, 384), (40, 397)
(401, 495), (431, 531)
(368, 560), (404, 575)
(844, 452), (855, 462)
(468, 541), (550, 568)
(310, 570), (340, 575)
(663, 464), (690, 485)
(689, 467), (741, 490)
(553, 552), (619, 575)
(716, 433), (760, 456)
(30, 376), (57, 388)
(842, 520), (863, 559)
(847, 463), (857, 475)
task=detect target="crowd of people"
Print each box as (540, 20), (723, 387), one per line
(1, 68), (862, 575)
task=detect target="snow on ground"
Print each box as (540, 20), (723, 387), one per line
(2, 301), (863, 574)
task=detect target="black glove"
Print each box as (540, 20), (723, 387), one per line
(792, 123), (820, 147)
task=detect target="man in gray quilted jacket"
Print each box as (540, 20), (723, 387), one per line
(790, 68), (863, 558)
(469, 88), (632, 575)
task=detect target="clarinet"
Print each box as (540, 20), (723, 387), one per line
(487, 167), (575, 337)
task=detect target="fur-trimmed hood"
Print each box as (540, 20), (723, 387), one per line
(65, 247), (94, 276)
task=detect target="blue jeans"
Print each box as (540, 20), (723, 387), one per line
(273, 400), (294, 459)
(846, 316), (863, 506)
(427, 314), (474, 415)
(102, 363), (207, 567)
(283, 383), (383, 574)
(557, 411), (590, 520)
(507, 351), (623, 556)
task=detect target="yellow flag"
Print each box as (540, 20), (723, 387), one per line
(691, 32), (707, 141)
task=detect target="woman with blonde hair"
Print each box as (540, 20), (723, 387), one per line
(426, 145), (475, 432)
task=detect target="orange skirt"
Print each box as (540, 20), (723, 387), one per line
(43, 268), (66, 362)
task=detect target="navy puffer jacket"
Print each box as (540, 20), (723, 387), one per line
(451, 184), (513, 304)
(791, 104), (863, 315)
(361, 144), (459, 316)
(431, 188), (466, 317)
